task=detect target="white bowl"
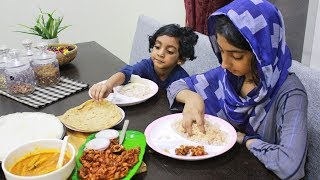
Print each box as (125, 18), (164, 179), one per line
(1, 139), (76, 180)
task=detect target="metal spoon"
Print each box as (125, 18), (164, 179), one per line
(119, 120), (129, 145)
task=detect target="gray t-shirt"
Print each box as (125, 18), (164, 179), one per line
(167, 73), (308, 179)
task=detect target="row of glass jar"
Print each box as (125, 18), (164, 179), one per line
(0, 40), (60, 96)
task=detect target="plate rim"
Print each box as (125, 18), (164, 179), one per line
(63, 106), (125, 133)
(88, 76), (159, 107)
(144, 113), (237, 161)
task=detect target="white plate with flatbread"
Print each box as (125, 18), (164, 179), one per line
(0, 112), (65, 161)
(89, 75), (159, 106)
(59, 99), (125, 133)
(62, 107), (125, 133)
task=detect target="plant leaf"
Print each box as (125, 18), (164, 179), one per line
(58, 25), (71, 33)
(12, 31), (40, 36)
(15, 9), (69, 39)
(52, 19), (59, 38)
(17, 24), (35, 31)
(39, 14), (46, 27)
(46, 14), (53, 33)
(34, 25), (43, 35)
(40, 26), (51, 39)
(53, 17), (63, 37)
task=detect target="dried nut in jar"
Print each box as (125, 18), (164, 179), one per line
(34, 64), (60, 86)
(0, 74), (6, 89)
(8, 83), (34, 95)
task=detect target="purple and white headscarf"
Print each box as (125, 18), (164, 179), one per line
(183, 0), (292, 135)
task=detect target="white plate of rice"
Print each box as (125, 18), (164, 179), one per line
(144, 113), (237, 161)
(0, 112), (65, 161)
(89, 75), (159, 106)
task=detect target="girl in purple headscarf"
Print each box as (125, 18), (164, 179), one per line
(167, 0), (307, 179)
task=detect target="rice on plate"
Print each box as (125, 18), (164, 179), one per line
(172, 119), (227, 145)
(118, 82), (152, 99)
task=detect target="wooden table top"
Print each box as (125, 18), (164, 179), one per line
(0, 41), (278, 180)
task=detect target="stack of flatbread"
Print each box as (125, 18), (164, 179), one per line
(59, 99), (122, 132)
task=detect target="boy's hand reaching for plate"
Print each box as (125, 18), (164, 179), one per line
(90, 81), (113, 102)
(90, 72), (126, 102)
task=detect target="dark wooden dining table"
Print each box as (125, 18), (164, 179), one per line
(0, 41), (279, 180)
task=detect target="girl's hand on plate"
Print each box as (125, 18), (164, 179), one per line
(181, 93), (205, 136)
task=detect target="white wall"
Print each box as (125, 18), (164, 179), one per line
(302, 0), (320, 71)
(308, 0), (320, 71)
(0, 0), (185, 64)
(1, 0), (319, 70)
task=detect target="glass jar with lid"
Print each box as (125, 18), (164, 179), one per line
(4, 49), (36, 95)
(32, 42), (60, 86)
(20, 39), (37, 62)
(0, 45), (11, 90)
(0, 60), (7, 90)
(0, 45), (10, 61)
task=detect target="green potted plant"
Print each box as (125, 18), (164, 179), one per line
(15, 9), (71, 43)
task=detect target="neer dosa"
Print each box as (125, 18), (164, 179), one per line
(59, 99), (122, 132)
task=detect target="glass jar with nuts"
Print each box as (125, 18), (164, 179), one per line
(32, 42), (60, 86)
(0, 45), (11, 90)
(4, 49), (36, 95)
(0, 61), (8, 90)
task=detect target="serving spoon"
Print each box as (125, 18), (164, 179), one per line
(119, 120), (129, 146)
(56, 136), (69, 169)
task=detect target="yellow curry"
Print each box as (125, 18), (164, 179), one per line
(10, 150), (70, 176)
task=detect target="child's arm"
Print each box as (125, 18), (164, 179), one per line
(120, 59), (152, 84)
(176, 89), (206, 136)
(89, 72), (126, 102)
(167, 79), (205, 135)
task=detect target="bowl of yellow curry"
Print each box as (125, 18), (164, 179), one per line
(1, 139), (76, 180)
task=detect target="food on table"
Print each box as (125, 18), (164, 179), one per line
(10, 150), (70, 176)
(85, 138), (110, 151)
(45, 44), (78, 66)
(85, 129), (120, 150)
(175, 145), (208, 156)
(4, 50), (36, 95)
(7, 83), (34, 95)
(32, 43), (60, 86)
(33, 63), (60, 86)
(59, 99), (122, 132)
(0, 65), (6, 90)
(0, 112), (64, 161)
(47, 45), (75, 55)
(118, 82), (152, 99)
(0, 74), (6, 89)
(173, 119), (227, 145)
(79, 139), (140, 180)
(95, 129), (120, 139)
(0, 46), (9, 89)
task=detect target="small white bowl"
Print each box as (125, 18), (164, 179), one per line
(1, 139), (76, 180)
